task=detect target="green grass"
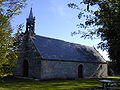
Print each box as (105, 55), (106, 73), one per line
(0, 76), (120, 90)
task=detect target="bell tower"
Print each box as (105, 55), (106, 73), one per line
(25, 8), (35, 36)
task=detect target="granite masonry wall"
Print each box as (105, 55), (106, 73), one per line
(14, 37), (42, 79)
(40, 60), (107, 80)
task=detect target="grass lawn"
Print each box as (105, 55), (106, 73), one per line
(0, 76), (120, 90)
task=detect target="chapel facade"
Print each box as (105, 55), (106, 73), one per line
(13, 8), (108, 80)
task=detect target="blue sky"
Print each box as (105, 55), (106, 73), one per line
(11, 0), (109, 60)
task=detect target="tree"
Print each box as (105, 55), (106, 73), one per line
(0, 0), (26, 76)
(68, 0), (120, 74)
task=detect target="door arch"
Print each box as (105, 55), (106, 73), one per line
(78, 64), (83, 78)
(23, 60), (29, 77)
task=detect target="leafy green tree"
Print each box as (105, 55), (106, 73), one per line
(0, 0), (26, 76)
(68, 0), (120, 74)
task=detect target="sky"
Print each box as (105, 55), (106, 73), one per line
(11, 0), (109, 60)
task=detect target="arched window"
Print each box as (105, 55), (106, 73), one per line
(78, 64), (83, 78)
(23, 60), (29, 77)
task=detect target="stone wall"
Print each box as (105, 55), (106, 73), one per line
(13, 37), (42, 79)
(14, 57), (107, 79)
(40, 60), (107, 80)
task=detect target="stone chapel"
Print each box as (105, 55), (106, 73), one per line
(13, 8), (108, 80)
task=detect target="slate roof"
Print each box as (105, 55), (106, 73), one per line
(32, 35), (106, 63)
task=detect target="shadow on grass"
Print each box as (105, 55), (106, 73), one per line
(0, 76), (120, 90)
